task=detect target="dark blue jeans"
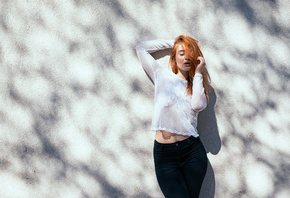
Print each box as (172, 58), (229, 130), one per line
(154, 136), (208, 198)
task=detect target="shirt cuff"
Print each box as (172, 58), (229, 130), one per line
(169, 40), (175, 48)
(194, 73), (203, 78)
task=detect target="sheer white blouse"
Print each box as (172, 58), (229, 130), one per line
(136, 39), (207, 137)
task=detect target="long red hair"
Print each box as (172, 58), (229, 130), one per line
(169, 35), (211, 103)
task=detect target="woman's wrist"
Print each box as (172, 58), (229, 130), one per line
(194, 73), (203, 77)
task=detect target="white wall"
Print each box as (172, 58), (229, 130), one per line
(1, 0), (290, 197)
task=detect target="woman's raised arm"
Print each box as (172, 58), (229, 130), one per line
(136, 39), (174, 83)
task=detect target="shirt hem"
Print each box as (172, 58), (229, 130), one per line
(151, 127), (199, 138)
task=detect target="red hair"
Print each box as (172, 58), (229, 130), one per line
(169, 35), (211, 103)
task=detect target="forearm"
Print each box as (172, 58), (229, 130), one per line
(191, 73), (207, 111)
(136, 39), (174, 53)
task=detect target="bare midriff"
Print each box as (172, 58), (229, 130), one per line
(155, 130), (190, 144)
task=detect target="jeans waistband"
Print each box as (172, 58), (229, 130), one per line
(154, 136), (199, 150)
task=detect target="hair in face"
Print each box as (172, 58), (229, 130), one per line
(169, 35), (210, 103)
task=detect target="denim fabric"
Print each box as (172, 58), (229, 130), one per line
(154, 136), (208, 198)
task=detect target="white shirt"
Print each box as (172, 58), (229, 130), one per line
(136, 39), (207, 137)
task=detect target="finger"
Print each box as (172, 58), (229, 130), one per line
(196, 57), (204, 65)
(197, 56), (204, 62)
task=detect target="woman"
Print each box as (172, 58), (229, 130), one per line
(136, 35), (210, 198)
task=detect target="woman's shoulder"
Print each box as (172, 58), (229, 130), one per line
(157, 67), (172, 74)
(156, 67), (173, 78)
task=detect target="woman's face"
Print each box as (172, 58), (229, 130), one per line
(175, 44), (191, 73)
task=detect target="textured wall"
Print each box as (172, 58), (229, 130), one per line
(1, 0), (290, 197)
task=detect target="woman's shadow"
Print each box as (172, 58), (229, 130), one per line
(152, 49), (221, 198)
(198, 88), (221, 198)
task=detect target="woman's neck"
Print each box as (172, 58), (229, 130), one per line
(177, 70), (189, 80)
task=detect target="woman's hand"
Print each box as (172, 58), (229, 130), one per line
(195, 56), (206, 74)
